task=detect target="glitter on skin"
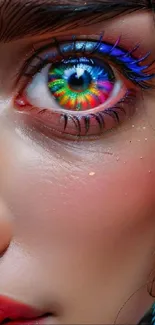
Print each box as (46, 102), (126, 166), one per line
(89, 172), (96, 176)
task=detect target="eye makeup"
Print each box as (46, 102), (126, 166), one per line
(14, 35), (155, 140)
(19, 36), (155, 88)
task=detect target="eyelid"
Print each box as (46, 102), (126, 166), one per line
(17, 36), (155, 92)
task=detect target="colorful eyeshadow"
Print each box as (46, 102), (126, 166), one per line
(48, 58), (115, 111)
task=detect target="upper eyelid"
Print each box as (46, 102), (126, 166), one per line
(17, 37), (137, 76)
(16, 37), (155, 89)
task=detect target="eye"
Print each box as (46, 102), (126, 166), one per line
(14, 37), (155, 139)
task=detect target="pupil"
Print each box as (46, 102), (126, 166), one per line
(68, 70), (92, 92)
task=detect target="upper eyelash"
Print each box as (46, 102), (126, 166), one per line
(18, 35), (155, 91)
(86, 36), (155, 89)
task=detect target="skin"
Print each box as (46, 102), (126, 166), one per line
(0, 7), (155, 324)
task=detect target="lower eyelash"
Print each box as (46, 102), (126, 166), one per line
(58, 90), (135, 137)
(22, 89), (135, 139)
(14, 88), (136, 139)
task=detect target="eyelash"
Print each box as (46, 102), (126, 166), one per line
(15, 35), (155, 139)
(19, 35), (155, 88)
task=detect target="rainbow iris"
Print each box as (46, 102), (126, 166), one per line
(48, 58), (115, 111)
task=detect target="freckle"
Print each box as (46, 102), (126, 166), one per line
(89, 172), (96, 176)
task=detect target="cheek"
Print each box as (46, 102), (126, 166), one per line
(1, 94), (155, 255)
(1, 127), (155, 250)
(1, 106), (155, 322)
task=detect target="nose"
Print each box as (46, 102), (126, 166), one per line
(0, 199), (12, 254)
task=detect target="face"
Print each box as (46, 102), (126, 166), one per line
(0, 1), (155, 324)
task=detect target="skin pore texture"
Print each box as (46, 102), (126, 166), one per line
(0, 2), (155, 324)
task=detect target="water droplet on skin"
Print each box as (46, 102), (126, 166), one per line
(143, 126), (146, 130)
(89, 172), (95, 176)
(145, 138), (148, 141)
(140, 157), (143, 159)
(132, 125), (135, 128)
(116, 157), (119, 161)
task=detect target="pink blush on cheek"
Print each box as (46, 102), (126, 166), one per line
(63, 157), (155, 238)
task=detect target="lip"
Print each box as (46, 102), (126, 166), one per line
(0, 296), (43, 324)
(1, 317), (46, 325)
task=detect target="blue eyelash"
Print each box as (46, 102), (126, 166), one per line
(58, 36), (155, 89)
(54, 35), (154, 90)
(20, 35), (155, 91)
(102, 43), (153, 86)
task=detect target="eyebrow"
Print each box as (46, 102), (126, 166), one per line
(0, 0), (152, 43)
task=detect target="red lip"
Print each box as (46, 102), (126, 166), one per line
(0, 296), (42, 323)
